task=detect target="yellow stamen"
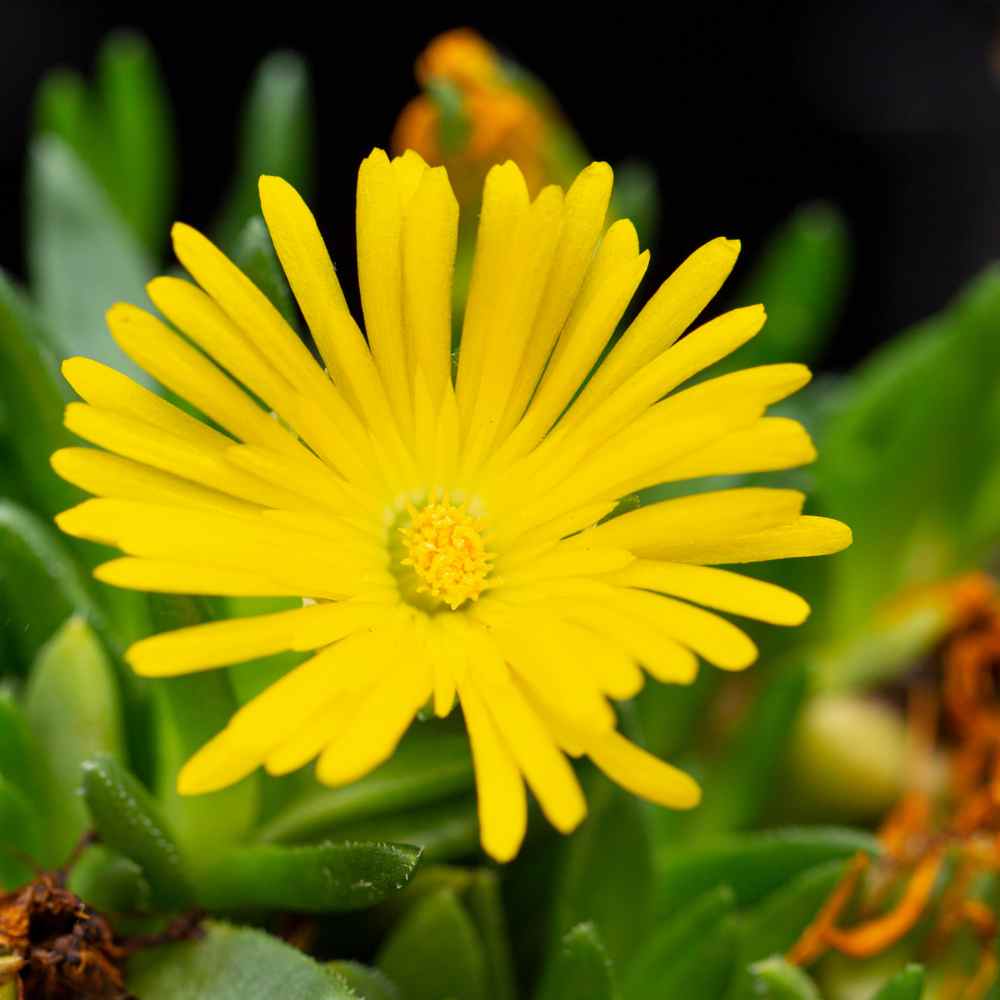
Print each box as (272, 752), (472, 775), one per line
(399, 498), (492, 609)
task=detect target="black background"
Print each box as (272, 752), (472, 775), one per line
(2, 0), (999, 369)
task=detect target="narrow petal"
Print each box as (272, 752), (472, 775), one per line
(178, 730), (261, 795)
(587, 729), (701, 809)
(94, 557), (308, 597)
(667, 515), (853, 564)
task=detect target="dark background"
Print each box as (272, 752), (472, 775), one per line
(2, 0), (999, 369)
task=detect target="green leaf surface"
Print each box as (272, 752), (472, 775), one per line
(728, 860), (849, 1000)
(328, 962), (399, 1000)
(623, 885), (736, 1000)
(0, 271), (78, 516)
(0, 690), (39, 796)
(0, 773), (44, 888)
(464, 870), (518, 1000)
(377, 888), (490, 1000)
(25, 617), (124, 863)
(94, 32), (175, 252)
(82, 752), (194, 909)
(215, 52), (314, 249)
(551, 770), (655, 969)
(656, 827), (879, 915)
(257, 726), (474, 844)
(689, 663), (810, 836)
(747, 957), (821, 1000)
(871, 965), (925, 1000)
(537, 923), (619, 1000)
(27, 136), (156, 383)
(193, 840), (421, 913)
(231, 217), (300, 330)
(128, 921), (356, 999)
(0, 500), (107, 668)
(68, 843), (152, 914)
(727, 201), (850, 371)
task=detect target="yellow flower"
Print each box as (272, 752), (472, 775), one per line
(52, 149), (851, 862)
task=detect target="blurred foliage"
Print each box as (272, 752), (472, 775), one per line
(0, 24), (997, 1000)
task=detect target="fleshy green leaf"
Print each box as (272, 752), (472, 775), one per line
(25, 617), (124, 863)
(94, 32), (175, 252)
(656, 827), (879, 914)
(68, 843), (152, 914)
(0, 500), (107, 668)
(688, 663), (810, 836)
(0, 774), (44, 888)
(193, 841), (421, 913)
(231, 218), (300, 331)
(27, 136), (156, 383)
(0, 272), (78, 516)
(551, 770), (655, 969)
(747, 957), (822, 1000)
(726, 202), (850, 371)
(257, 726), (474, 845)
(623, 886), (736, 1000)
(871, 964), (925, 1000)
(328, 963), (400, 1000)
(127, 922), (356, 999)
(728, 860), (850, 1000)
(377, 888), (490, 1000)
(81, 752), (195, 908)
(0, 691), (39, 796)
(465, 870), (518, 1000)
(537, 923), (619, 1000)
(215, 52), (314, 249)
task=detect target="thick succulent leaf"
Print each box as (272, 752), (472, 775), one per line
(27, 136), (156, 383)
(82, 752), (195, 909)
(0, 774), (44, 888)
(747, 957), (822, 999)
(551, 769), (655, 969)
(127, 922), (356, 999)
(214, 52), (314, 249)
(725, 202), (849, 372)
(728, 860), (850, 1000)
(328, 963), (399, 1000)
(148, 595), (259, 848)
(257, 726), (474, 845)
(0, 692), (39, 796)
(465, 870), (518, 1000)
(0, 500), (107, 669)
(0, 272), (78, 516)
(871, 965), (925, 1000)
(231, 218), (301, 332)
(193, 841), (421, 913)
(25, 618), (125, 863)
(376, 888), (490, 1000)
(623, 886), (736, 1000)
(688, 663), (810, 836)
(536, 923), (619, 1000)
(656, 827), (879, 914)
(68, 843), (152, 914)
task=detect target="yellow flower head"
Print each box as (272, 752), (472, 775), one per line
(52, 149), (851, 862)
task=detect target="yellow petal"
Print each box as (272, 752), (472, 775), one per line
(457, 676), (527, 862)
(587, 729), (701, 809)
(669, 515), (853, 564)
(402, 166), (459, 404)
(264, 693), (358, 776)
(94, 557), (304, 597)
(571, 236), (741, 421)
(178, 730), (261, 795)
(608, 561), (810, 626)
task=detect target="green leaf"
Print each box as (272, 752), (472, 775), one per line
(727, 202), (850, 370)
(81, 752), (194, 908)
(0, 692), (39, 796)
(537, 923), (619, 1000)
(215, 52), (314, 250)
(623, 886), (736, 1000)
(0, 500), (107, 668)
(689, 663), (810, 836)
(871, 964), (925, 1000)
(0, 272), (78, 516)
(232, 217), (301, 330)
(634, 665), (719, 761)
(328, 963), (400, 1000)
(747, 957), (821, 1000)
(0, 774), (44, 888)
(728, 860), (850, 1000)
(147, 594), (259, 850)
(377, 888), (489, 1000)
(656, 827), (879, 914)
(257, 726), (474, 844)
(94, 32), (175, 252)
(609, 161), (660, 248)
(551, 770), (655, 969)
(464, 870), (517, 1000)
(128, 921), (356, 999)
(27, 136), (156, 384)
(193, 841), (421, 913)
(68, 843), (152, 914)
(25, 617), (125, 863)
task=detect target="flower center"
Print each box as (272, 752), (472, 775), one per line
(397, 497), (492, 610)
